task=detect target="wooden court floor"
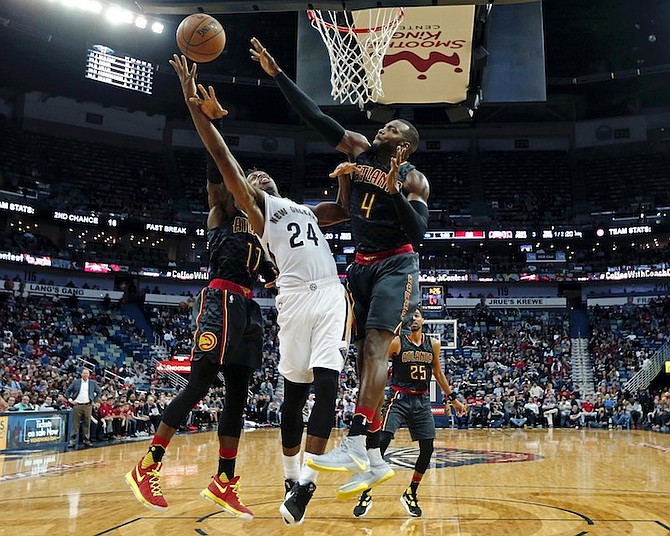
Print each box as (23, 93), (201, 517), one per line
(1, 427), (669, 536)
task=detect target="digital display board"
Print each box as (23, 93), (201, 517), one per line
(421, 285), (445, 310)
(85, 44), (154, 95)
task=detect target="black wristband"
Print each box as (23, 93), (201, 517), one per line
(448, 392), (457, 401)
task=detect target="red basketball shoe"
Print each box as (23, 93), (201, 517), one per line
(200, 475), (253, 520)
(125, 460), (168, 510)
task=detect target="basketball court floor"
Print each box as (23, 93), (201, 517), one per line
(1, 427), (669, 535)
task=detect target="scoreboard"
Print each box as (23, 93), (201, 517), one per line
(85, 44), (154, 95)
(421, 285), (445, 310)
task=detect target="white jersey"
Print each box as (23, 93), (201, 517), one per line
(261, 192), (338, 288)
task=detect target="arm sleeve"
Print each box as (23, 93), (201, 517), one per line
(274, 72), (346, 147)
(258, 259), (278, 284)
(390, 194), (429, 244)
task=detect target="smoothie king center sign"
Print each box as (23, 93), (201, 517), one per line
(367, 5), (475, 105)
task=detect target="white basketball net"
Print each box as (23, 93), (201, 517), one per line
(307, 8), (404, 109)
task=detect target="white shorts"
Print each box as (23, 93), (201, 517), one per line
(276, 276), (352, 384)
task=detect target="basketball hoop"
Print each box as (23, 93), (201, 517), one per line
(307, 7), (405, 109)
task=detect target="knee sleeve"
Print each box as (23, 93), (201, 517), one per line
(218, 365), (253, 438)
(281, 378), (311, 449)
(306, 368), (339, 440)
(415, 438), (434, 475)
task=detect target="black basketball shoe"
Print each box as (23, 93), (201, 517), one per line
(353, 489), (373, 518)
(280, 481), (316, 526)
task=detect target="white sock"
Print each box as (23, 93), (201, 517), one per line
(367, 447), (384, 466)
(298, 453), (319, 485)
(283, 453), (301, 481)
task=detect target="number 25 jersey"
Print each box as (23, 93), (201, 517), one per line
(391, 332), (434, 393)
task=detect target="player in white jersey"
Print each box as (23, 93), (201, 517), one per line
(170, 55), (352, 526)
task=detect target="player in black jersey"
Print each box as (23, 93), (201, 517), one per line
(125, 56), (276, 519)
(251, 39), (430, 489)
(350, 307), (464, 517)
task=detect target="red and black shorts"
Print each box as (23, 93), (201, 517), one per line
(190, 282), (263, 369)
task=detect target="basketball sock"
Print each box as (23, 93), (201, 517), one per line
(410, 476), (422, 494)
(218, 448), (237, 481)
(349, 406), (375, 436)
(366, 421), (382, 450)
(142, 445), (165, 468)
(298, 453), (320, 485)
(141, 434), (170, 468)
(282, 452), (301, 482)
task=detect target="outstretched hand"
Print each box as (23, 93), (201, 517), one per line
(191, 83), (228, 120)
(249, 37), (282, 77)
(329, 161), (358, 179)
(169, 54), (228, 119)
(169, 54), (198, 100)
(386, 144), (408, 194)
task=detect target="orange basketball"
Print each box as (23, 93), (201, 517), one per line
(176, 13), (226, 63)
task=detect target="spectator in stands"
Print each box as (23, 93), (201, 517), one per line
(268, 397), (280, 425)
(589, 406), (609, 429)
(568, 403), (582, 427)
(39, 395), (56, 410)
(508, 404), (527, 428)
(558, 396), (572, 428)
(14, 394), (34, 411)
(541, 392), (559, 427)
(627, 398), (643, 428)
(524, 397), (541, 427)
(611, 403), (631, 429)
(143, 395), (162, 434)
(602, 393), (616, 418)
(580, 396), (597, 426)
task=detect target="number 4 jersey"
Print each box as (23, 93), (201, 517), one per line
(260, 192), (338, 288)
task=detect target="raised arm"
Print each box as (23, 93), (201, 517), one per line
(250, 37), (370, 158)
(169, 54), (266, 236)
(386, 146), (430, 245)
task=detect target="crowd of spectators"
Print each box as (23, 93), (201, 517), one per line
(2, 278), (670, 445)
(589, 297), (670, 388)
(3, 123), (670, 278)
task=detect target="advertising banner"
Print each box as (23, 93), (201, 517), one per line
(373, 6), (475, 105)
(1, 412), (68, 451)
(0, 416), (7, 451)
(155, 361), (191, 374)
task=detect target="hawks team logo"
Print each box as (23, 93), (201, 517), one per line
(198, 332), (218, 351)
(386, 447), (542, 469)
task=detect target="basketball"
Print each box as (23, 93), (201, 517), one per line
(176, 13), (226, 63)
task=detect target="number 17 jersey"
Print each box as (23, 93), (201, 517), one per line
(260, 192), (338, 288)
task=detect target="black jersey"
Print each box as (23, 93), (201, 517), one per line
(207, 209), (263, 288)
(391, 332), (434, 393)
(350, 149), (417, 253)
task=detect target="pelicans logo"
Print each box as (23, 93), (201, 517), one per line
(198, 332), (218, 351)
